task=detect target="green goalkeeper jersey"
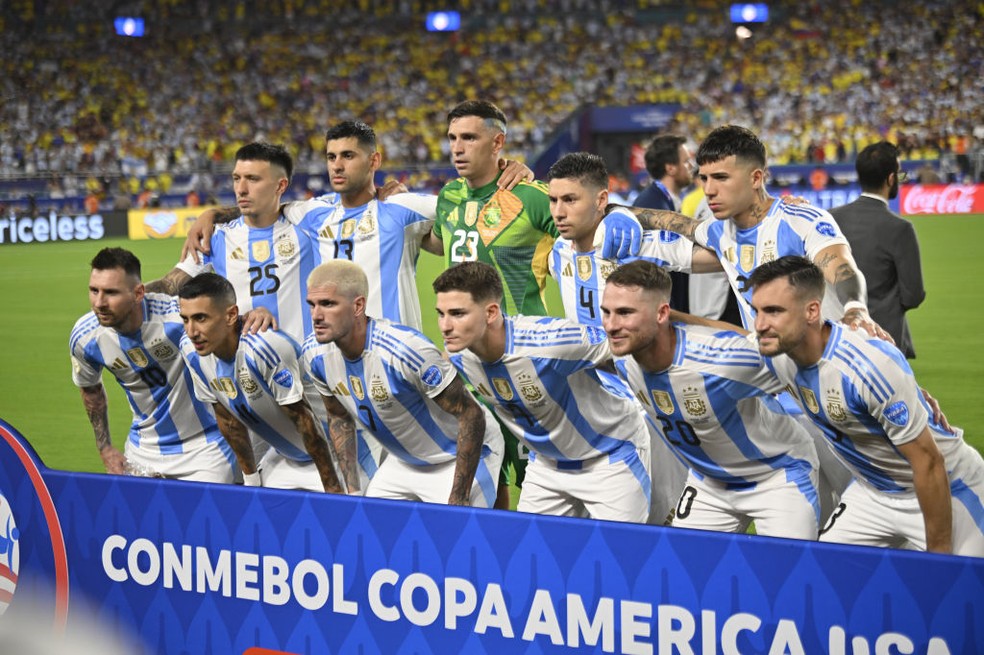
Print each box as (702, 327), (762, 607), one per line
(434, 174), (558, 315)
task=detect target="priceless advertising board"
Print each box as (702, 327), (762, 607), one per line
(0, 418), (981, 655)
(0, 211), (127, 246)
(127, 206), (219, 240)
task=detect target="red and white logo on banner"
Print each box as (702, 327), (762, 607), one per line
(900, 184), (984, 215)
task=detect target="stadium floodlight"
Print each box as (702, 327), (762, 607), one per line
(729, 3), (769, 23)
(114, 17), (146, 37)
(425, 11), (461, 32)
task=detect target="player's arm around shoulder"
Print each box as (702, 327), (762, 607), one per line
(433, 374), (487, 505)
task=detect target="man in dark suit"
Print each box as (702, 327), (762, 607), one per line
(634, 134), (694, 311)
(830, 142), (925, 357)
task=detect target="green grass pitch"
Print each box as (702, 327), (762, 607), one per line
(1, 214), (980, 474)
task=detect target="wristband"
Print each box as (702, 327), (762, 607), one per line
(843, 301), (867, 314)
(243, 471), (262, 486)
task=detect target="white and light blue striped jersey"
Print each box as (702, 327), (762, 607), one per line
(448, 315), (649, 467)
(695, 198), (849, 328)
(615, 324), (818, 488)
(765, 322), (976, 495)
(180, 329), (320, 462)
(70, 293), (227, 456)
(176, 215), (320, 342)
(302, 318), (495, 466)
(284, 193), (437, 331)
(548, 231), (693, 326)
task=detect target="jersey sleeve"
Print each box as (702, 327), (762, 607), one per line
(408, 343), (457, 400)
(515, 181), (559, 238)
(799, 209), (850, 260)
(300, 338), (334, 397)
(69, 325), (102, 388)
(254, 334), (305, 406)
(693, 219), (713, 249)
(635, 230), (694, 272)
(859, 344), (929, 446)
(174, 252), (213, 277)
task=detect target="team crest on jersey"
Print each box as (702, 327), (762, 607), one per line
(492, 377), (514, 401)
(151, 341), (176, 361)
(520, 383), (543, 403)
(760, 240), (777, 264)
(370, 379), (388, 403)
(349, 376), (365, 400)
(126, 348), (149, 368)
(481, 202), (502, 229)
(230, 247), (246, 260)
(576, 255), (594, 281)
(211, 377), (238, 398)
(357, 208), (376, 235)
(463, 202), (479, 227)
(238, 372), (259, 395)
(341, 219), (357, 239)
(276, 237), (297, 259)
(826, 388), (847, 422)
(682, 386), (707, 417)
(799, 386), (820, 414)
(651, 389), (674, 415)
(252, 241), (271, 263)
(599, 260), (616, 280)
(0, 492), (21, 616)
(740, 245), (756, 271)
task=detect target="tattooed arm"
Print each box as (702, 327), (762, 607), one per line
(813, 244), (892, 342)
(80, 383), (125, 474)
(213, 403), (257, 476)
(283, 399), (346, 494)
(606, 204), (700, 241)
(143, 267), (193, 295)
(433, 375), (487, 506)
(321, 394), (361, 494)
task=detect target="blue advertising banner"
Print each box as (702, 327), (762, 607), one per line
(589, 105), (682, 133)
(1, 418), (981, 654)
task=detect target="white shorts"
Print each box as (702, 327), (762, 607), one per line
(518, 447), (651, 524)
(257, 449), (325, 492)
(366, 440), (503, 508)
(124, 439), (239, 484)
(820, 474), (984, 557)
(793, 413), (852, 526)
(671, 466), (820, 540)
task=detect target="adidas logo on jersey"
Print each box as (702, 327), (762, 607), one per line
(331, 382), (350, 396)
(109, 357), (129, 372)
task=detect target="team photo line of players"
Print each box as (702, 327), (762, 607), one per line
(71, 101), (984, 557)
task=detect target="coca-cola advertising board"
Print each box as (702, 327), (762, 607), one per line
(900, 184), (984, 215)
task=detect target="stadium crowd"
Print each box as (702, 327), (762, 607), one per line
(1, 0), (981, 193)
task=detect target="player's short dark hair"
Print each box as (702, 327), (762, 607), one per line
(856, 141), (900, 192)
(325, 120), (377, 152)
(432, 261), (503, 304)
(178, 272), (238, 309)
(447, 100), (507, 134)
(644, 135), (687, 179)
(606, 260), (672, 297)
(547, 152), (608, 190)
(90, 247), (141, 280)
(696, 125), (766, 169)
(745, 255), (825, 301)
(235, 142), (293, 182)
